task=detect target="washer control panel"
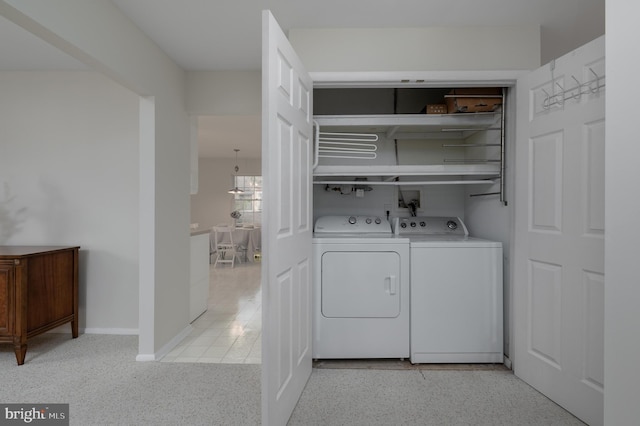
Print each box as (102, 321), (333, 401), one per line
(314, 215), (391, 234)
(394, 216), (468, 236)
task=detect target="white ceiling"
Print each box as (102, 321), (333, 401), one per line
(0, 0), (604, 158)
(110, 0), (604, 71)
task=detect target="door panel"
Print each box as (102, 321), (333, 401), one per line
(584, 119), (605, 234)
(514, 36), (605, 426)
(262, 10), (313, 426)
(530, 131), (563, 231)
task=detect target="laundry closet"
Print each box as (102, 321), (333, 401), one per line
(263, 12), (604, 424)
(311, 86), (512, 360)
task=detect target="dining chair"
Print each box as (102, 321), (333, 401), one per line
(209, 224), (227, 263)
(235, 236), (248, 263)
(212, 225), (239, 268)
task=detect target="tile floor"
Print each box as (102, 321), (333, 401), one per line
(162, 260), (262, 364)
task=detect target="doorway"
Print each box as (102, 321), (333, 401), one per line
(173, 114), (263, 364)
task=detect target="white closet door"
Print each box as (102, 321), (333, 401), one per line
(514, 36), (605, 426)
(261, 10), (313, 426)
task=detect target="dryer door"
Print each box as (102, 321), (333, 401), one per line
(321, 251), (401, 318)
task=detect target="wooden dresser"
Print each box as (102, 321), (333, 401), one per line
(0, 246), (80, 365)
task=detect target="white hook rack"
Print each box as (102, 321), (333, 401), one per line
(542, 68), (605, 109)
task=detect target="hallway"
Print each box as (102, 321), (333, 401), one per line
(162, 261), (262, 363)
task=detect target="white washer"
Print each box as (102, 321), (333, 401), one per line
(313, 215), (410, 359)
(395, 216), (503, 364)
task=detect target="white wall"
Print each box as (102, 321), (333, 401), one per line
(191, 157), (261, 231)
(540, 1), (605, 65)
(604, 1), (640, 424)
(0, 71), (139, 333)
(1, 0), (190, 359)
(186, 71), (261, 115)
(289, 26), (541, 72)
(314, 184), (465, 222)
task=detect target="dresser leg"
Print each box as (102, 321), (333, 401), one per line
(13, 337), (27, 365)
(71, 318), (78, 338)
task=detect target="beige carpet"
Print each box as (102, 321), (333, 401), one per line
(0, 333), (261, 425)
(1, 333), (585, 425)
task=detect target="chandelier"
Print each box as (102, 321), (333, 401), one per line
(228, 149), (244, 194)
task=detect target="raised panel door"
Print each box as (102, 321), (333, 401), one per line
(262, 10), (313, 426)
(514, 36), (605, 426)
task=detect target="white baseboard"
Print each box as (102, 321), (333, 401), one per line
(46, 324), (193, 362)
(135, 353), (157, 362)
(136, 324), (193, 362)
(82, 328), (139, 335)
(47, 326), (139, 335)
(503, 356), (512, 370)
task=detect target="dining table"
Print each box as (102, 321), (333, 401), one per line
(211, 226), (261, 263)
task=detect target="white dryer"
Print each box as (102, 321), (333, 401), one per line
(395, 216), (503, 364)
(313, 215), (410, 359)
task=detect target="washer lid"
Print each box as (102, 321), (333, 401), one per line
(408, 235), (502, 248)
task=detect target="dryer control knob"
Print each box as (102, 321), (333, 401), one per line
(365, 217), (372, 224)
(410, 222), (417, 227)
(400, 222), (407, 228)
(375, 217), (381, 224)
(348, 216), (357, 224)
(419, 221), (426, 227)
(447, 220), (458, 230)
